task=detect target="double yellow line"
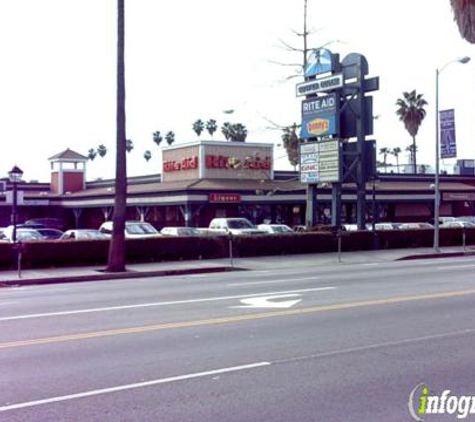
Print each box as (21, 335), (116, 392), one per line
(2, 288), (475, 350)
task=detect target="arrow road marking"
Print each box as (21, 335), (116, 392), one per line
(231, 294), (303, 309)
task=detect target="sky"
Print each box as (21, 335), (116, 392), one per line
(1, 0), (474, 182)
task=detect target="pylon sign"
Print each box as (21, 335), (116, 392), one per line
(305, 48), (336, 77)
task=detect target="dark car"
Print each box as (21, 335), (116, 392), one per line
(24, 218), (67, 231)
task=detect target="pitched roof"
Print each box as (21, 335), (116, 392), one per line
(48, 148), (88, 161)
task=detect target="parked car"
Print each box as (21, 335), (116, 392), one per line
(99, 221), (161, 238)
(208, 218), (265, 235)
(398, 222), (434, 230)
(160, 227), (201, 236)
(440, 221), (475, 229)
(2, 227), (44, 242)
(24, 218), (67, 231)
(35, 228), (64, 239)
(60, 229), (108, 240)
(257, 224), (294, 234)
(292, 225), (308, 232)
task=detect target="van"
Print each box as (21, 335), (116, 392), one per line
(208, 218), (265, 235)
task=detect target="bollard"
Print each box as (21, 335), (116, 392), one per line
(463, 226), (466, 253)
(337, 229), (342, 263)
(228, 232), (234, 267)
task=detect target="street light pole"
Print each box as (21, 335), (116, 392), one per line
(434, 56), (470, 252)
(8, 165), (24, 244)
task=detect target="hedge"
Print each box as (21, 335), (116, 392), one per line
(0, 227), (473, 270)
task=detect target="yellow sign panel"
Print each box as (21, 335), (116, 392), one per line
(307, 118), (330, 136)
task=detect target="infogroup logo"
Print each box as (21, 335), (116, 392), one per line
(408, 383), (475, 420)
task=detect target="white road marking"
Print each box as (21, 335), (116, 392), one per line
(437, 264), (475, 270)
(0, 287), (336, 322)
(232, 294), (302, 309)
(0, 361), (271, 413)
(228, 276), (320, 287)
(0, 301), (17, 306)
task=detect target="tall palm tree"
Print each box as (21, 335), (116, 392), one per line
(165, 131), (175, 146)
(107, 0), (127, 273)
(379, 147), (390, 173)
(451, 0), (475, 43)
(87, 148), (97, 161)
(392, 147), (402, 173)
(97, 144), (107, 158)
(192, 119), (204, 138)
(395, 90), (428, 173)
(126, 139), (134, 153)
(231, 123), (248, 142)
(153, 131), (162, 146)
(221, 122), (232, 140)
(206, 119), (218, 138)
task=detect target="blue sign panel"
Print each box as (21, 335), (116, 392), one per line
(300, 93), (338, 139)
(440, 109), (456, 159)
(305, 48), (334, 78)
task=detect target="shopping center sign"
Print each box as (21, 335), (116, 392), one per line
(301, 93), (338, 139)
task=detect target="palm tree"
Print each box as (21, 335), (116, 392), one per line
(231, 123), (248, 142)
(221, 122), (232, 140)
(97, 144), (107, 158)
(107, 0), (127, 273)
(206, 119), (218, 138)
(192, 119), (204, 138)
(451, 0), (475, 43)
(379, 147), (390, 173)
(391, 147), (402, 173)
(165, 131), (175, 146)
(87, 148), (97, 161)
(395, 90), (428, 173)
(126, 139), (134, 153)
(153, 131), (162, 146)
(144, 150), (152, 162)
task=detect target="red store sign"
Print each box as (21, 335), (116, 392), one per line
(208, 193), (242, 203)
(205, 154), (271, 170)
(163, 156), (198, 172)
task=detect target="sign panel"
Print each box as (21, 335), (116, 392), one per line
(440, 109), (456, 159)
(208, 193), (241, 203)
(301, 94), (338, 139)
(296, 74), (343, 97)
(305, 48), (334, 77)
(299, 140), (340, 183)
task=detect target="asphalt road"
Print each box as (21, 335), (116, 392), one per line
(0, 256), (474, 421)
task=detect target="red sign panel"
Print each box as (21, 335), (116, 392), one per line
(208, 193), (241, 203)
(163, 156), (198, 172)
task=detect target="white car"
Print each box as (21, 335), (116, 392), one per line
(2, 227), (44, 242)
(208, 218), (265, 235)
(99, 221), (161, 238)
(60, 229), (108, 240)
(160, 227), (201, 236)
(257, 224), (294, 234)
(440, 221), (475, 229)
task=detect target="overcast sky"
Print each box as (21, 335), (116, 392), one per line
(0, 0), (474, 182)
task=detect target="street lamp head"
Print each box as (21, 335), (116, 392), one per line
(458, 56), (471, 64)
(8, 165), (23, 183)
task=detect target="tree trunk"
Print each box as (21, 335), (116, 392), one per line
(106, 0), (127, 272)
(412, 136), (417, 174)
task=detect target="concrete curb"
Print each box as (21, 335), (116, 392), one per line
(0, 266), (245, 288)
(396, 251), (475, 261)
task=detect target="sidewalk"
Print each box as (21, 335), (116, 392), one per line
(0, 245), (474, 287)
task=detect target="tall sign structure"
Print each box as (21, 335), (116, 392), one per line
(297, 48), (378, 229)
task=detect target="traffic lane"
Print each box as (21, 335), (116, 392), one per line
(0, 267), (474, 343)
(0, 255), (472, 308)
(0, 291), (474, 416)
(0, 256), (473, 318)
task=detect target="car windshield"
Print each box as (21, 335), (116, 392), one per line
(177, 228), (200, 235)
(79, 231), (106, 239)
(228, 220), (254, 229)
(126, 223), (158, 234)
(17, 230), (43, 240)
